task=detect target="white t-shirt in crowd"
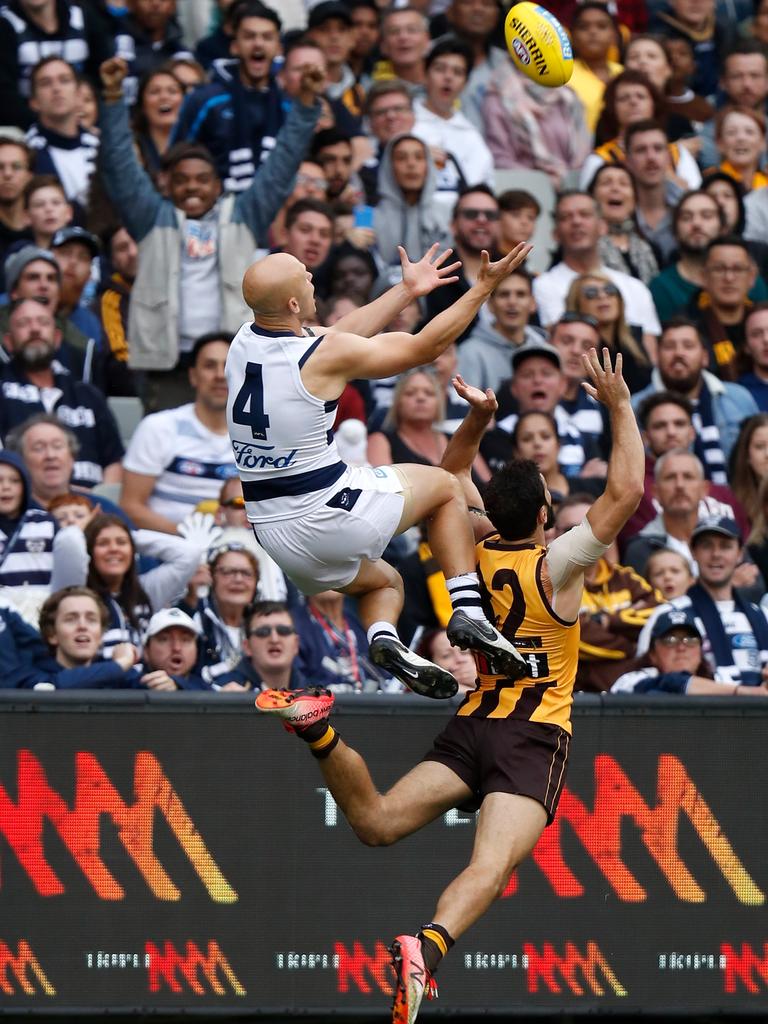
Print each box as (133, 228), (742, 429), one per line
(123, 403), (237, 522)
(532, 261), (662, 335)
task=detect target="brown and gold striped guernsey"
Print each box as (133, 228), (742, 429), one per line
(458, 534), (580, 733)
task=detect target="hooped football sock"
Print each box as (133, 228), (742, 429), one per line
(446, 572), (484, 621)
(367, 620), (399, 645)
(295, 720), (341, 759)
(417, 922), (455, 974)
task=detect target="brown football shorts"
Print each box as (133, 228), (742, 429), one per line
(422, 715), (570, 824)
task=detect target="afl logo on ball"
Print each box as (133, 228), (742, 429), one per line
(512, 37), (531, 64)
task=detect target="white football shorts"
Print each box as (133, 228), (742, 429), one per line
(252, 464), (406, 594)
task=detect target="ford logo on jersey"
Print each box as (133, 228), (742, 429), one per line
(233, 441), (298, 471)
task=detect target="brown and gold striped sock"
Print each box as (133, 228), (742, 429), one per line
(295, 720), (340, 760)
(417, 922), (454, 974)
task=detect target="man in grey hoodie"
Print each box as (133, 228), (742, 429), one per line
(457, 269), (543, 392)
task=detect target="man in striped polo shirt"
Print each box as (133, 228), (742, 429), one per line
(121, 332), (238, 533)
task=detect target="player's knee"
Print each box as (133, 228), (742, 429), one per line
(430, 469), (464, 511)
(353, 819), (397, 848)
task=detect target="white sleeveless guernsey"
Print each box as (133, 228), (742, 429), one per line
(225, 323), (346, 524)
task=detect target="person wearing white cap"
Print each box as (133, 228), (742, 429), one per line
(141, 607), (209, 691)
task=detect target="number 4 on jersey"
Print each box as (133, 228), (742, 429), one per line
(232, 361), (270, 440)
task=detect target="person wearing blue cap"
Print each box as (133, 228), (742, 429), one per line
(636, 514), (768, 688)
(611, 606), (768, 696)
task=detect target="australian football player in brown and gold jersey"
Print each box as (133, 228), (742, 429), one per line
(255, 348), (644, 1024)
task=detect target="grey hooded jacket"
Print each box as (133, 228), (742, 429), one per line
(373, 133), (450, 267)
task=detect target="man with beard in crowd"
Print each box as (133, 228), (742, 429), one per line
(0, 299), (123, 488)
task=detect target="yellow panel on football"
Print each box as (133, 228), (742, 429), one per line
(504, 2), (574, 88)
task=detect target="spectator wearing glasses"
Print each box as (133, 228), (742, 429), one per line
(689, 237), (758, 382)
(637, 517), (768, 687)
(611, 608), (768, 695)
(183, 542), (261, 684)
(359, 80), (415, 205)
(219, 600), (307, 691)
(214, 476), (287, 601)
(564, 272), (653, 391)
(121, 333), (237, 533)
(532, 191), (661, 339)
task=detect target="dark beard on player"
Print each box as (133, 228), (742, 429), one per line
(544, 501), (555, 531)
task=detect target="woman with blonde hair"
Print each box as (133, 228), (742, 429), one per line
(565, 272), (653, 389)
(367, 368), (489, 482)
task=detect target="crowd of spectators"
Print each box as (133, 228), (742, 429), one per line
(2, 0), (768, 699)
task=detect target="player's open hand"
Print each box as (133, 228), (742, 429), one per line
(399, 242), (462, 298)
(452, 375), (497, 418)
(475, 242), (533, 296)
(581, 347), (630, 408)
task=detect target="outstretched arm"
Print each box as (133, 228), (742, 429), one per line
(302, 243), (532, 393)
(582, 348), (645, 545)
(325, 244), (461, 338)
(98, 58), (163, 242)
(440, 376), (497, 542)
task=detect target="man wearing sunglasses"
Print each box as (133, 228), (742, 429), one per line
(423, 185), (502, 344)
(611, 607), (768, 696)
(219, 600), (306, 691)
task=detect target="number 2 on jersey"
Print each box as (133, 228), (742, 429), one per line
(232, 361), (270, 440)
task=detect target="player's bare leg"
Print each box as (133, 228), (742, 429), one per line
(318, 749), (472, 846)
(342, 558), (458, 698)
(391, 793), (547, 1024)
(390, 463), (529, 679)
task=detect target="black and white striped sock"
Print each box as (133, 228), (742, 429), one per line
(366, 620), (400, 646)
(446, 572), (484, 621)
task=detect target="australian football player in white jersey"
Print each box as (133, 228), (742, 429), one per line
(226, 242), (533, 696)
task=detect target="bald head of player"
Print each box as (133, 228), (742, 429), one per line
(242, 253), (316, 326)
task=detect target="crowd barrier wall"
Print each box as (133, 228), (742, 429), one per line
(0, 691), (766, 1016)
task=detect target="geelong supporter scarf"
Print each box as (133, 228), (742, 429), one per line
(687, 582), (768, 684)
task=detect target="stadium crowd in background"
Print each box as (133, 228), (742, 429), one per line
(2, 0), (768, 699)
